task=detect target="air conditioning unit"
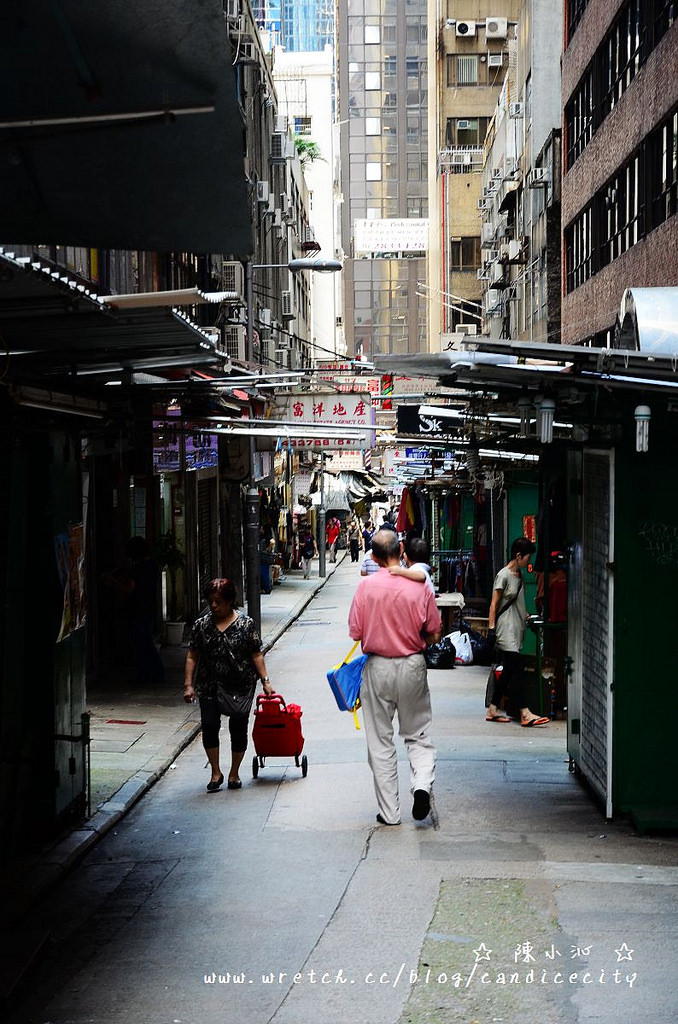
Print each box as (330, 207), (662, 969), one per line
(222, 261), (245, 303)
(224, 0), (240, 21)
(270, 132), (286, 162)
(303, 225), (316, 244)
(491, 167), (502, 180)
(486, 288), (502, 310)
(451, 151), (466, 165)
(281, 290), (295, 321)
(457, 119), (472, 130)
(229, 14), (253, 39)
(507, 239), (523, 260)
(456, 323), (478, 336)
(509, 102), (524, 118)
(456, 20), (476, 37)
(273, 208), (284, 236)
(256, 180), (270, 203)
(274, 114), (289, 134)
(224, 324), (247, 362)
(259, 307), (272, 328)
(485, 249), (499, 262)
(477, 267), (490, 281)
(489, 261), (505, 285)
(485, 17), (508, 39)
(280, 194), (295, 223)
(499, 243), (511, 260)
(527, 167), (549, 188)
(235, 41), (257, 63)
(481, 223), (496, 244)
(477, 197), (491, 210)
(488, 53), (504, 68)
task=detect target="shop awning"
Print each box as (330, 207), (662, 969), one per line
(0, 0), (251, 254)
(0, 250), (228, 381)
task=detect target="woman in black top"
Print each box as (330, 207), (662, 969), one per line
(183, 578), (274, 791)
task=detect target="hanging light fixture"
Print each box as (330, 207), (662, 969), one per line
(537, 397), (556, 444)
(634, 405), (651, 452)
(517, 394), (532, 436)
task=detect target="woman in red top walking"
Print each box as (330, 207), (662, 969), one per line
(326, 518), (342, 563)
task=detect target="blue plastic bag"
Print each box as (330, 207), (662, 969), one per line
(327, 641), (367, 729)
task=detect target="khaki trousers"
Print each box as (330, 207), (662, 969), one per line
(361, 653), (435, 824)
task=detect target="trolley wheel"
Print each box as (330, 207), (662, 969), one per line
(252, 755), (259, 778)
(301, 755), (308, 778)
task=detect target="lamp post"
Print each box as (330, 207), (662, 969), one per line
(318, 451), (326, 578)
(243, 257), (342, 631)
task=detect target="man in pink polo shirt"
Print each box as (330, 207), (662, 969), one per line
(348, 528), (442, 826)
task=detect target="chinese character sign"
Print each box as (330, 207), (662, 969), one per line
(282, 393), (375, 451)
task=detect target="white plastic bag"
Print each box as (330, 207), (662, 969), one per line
(450, 630), (473, 665)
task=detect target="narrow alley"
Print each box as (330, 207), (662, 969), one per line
(5, 561), (678, 1024)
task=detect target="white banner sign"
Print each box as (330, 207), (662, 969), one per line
(354, 218), (429, 254)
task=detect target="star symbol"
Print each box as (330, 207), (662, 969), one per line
(473, 943), (492, 962)
(615, 943), (634, 962)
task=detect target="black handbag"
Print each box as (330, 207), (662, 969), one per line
(216, 684), (255, 717)
(424, 637), (456, 670)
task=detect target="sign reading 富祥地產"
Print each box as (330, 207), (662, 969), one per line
(280, 393), (375, 451)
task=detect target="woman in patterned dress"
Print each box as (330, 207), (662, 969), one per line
(183, 578), (274, 791)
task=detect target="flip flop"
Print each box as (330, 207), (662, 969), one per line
(521, 717), (549, 727)
(486, 714), (512, 723)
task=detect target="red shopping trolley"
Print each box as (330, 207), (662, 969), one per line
(251, 692), (308, 778)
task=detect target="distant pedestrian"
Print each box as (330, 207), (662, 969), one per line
(327, 517), (341, 563)
(360, 550), (380, 576)
(486, 538), (548, 727)
(300, 529), (316, 579)
(362, 521), (374, 551)
(347, 520), (361, 562)
(348, 529), (442, 826)
(183, 578), (274, 791)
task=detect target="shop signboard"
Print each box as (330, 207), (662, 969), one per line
(153, 404), (218, 472)
(282, 392), (375, 450)
(397, 404), (459, 438)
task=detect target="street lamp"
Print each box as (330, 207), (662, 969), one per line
(243, 256), (342, 632)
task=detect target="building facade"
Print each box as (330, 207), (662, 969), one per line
(428, 1), (521, 350)
(561, 0), (678, 345)
(337, 0), (429, 358)
(475, 0), (563, 343)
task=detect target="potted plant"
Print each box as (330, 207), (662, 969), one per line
(157, 532), (186, 645)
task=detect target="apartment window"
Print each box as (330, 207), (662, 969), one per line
(565, 68), (594, 169)
(457, 55), (478, 85)
(365, 71), (381, 90)
(451, 117), (489, 147)
(600, 157), (641, 266)
(293, 116), (312, 136)
(364, 25), (380, 43)
(566, 0), (592, 45)
(566, 206), (593, 292)
(366, 162), (382, 180)
(649, 110), (678, 229)
(565, 1), (677, 168)
(450, 237), (481, 271)
(654, 0), (677, 43)
(366, 117), (381, 135)
(601, 0), (642, 118)
(383, 92), (397, 108)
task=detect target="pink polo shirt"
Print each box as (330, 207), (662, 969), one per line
(348, 568), (442, 657)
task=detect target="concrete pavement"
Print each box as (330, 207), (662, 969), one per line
(2, 554), (349, 932)
(5, 557), (678, 1024)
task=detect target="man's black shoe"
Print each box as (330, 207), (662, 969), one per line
(412, 789), (430, 820)
(376, 814), (400, 826)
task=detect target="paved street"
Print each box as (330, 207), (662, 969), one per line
(6, 560), (678, 1024)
